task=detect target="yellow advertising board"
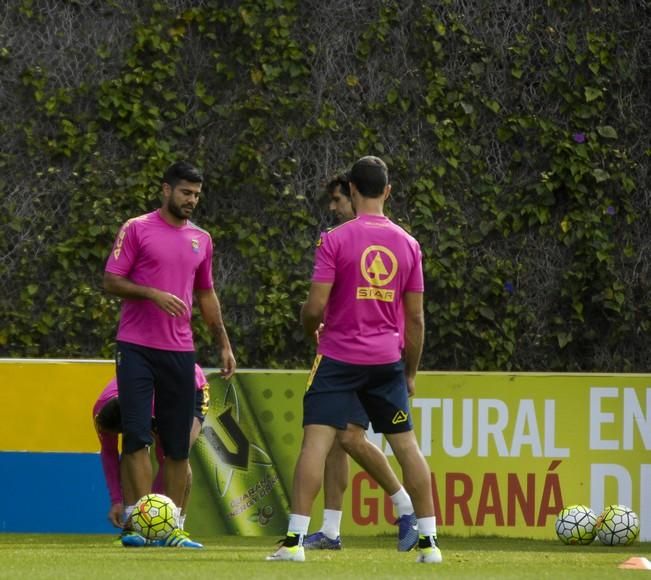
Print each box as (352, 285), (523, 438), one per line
(343, 373), (650, 540)
(0, 358), (113, 452)
(0, 359), (648, 540)
(196, 371), (649, 541)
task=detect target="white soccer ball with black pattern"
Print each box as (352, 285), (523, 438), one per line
(555, 504), (597, 545)
(130, 493), (178, 540)
(596, 504), (640, 546)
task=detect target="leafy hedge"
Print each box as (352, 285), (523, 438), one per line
(0, 0), (649, 371)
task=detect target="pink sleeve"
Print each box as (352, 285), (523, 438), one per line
(193, 234), (214, 290)
(97, 430), (122, 505)
(94, 379), (122, 505)
(105, 219), (138, 276)
(404, 243), (424, 292)
(311, 233), (336, 283)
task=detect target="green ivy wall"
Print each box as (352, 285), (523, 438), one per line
(1, 0), (649, 371)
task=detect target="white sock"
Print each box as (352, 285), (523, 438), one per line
(173, 506), (182, 528)
(123, 505), (135, 525)
(178, 513), (186, 530)
(417, 516), (437, 537)
(288, 513), (311, 536)
(320, 509), (342, 539)
(390, 487), (414, 517)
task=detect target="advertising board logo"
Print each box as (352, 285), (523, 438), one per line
(202, 383), (273, 498)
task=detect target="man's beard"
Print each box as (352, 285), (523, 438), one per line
(169, 199), (193, 220)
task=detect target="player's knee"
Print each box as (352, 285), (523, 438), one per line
(385, 430), (419, 457)
(337, 428), (366, 455)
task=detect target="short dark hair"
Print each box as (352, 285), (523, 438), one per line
(162, 161), (203, 189)
(349, 156), (388, 198)
(95, 397), (122, 432)
(326, 174), (351, 199)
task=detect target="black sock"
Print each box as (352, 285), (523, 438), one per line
(283, 533), (301, 547)
(418, 535), (439, 549)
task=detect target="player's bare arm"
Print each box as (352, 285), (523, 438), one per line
(103, 272), (188, 317)
(196, 288), (236, 379)
(402, 291), (424, 397)
(300, 282), (332, 341)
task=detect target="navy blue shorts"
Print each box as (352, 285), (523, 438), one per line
(346, 394), (370, 429)
(116, 341), (195, 459)
(151, 385), (207, 433)
(303, 355), (412, 434)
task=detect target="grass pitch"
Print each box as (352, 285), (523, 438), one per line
(0, 534), (647, 579)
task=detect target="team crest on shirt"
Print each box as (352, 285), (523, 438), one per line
(356, 245), (398, 302)
(191, 238), (200, 253)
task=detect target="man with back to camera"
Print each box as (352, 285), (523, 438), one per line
(303, 175), (418, 552)
(104, 161), (236, 548)
(268, 156), (442, 564)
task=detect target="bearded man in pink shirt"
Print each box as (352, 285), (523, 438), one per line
(268, 156), (442, 564)
(104, 161), (235, 548)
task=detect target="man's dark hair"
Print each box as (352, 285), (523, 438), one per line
(95, 397), (122, 432)
(162, 161), (203, 189)
(326, 174), (351, 199)
(348, 156), (388, 198)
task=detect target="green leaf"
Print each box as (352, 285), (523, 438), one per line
(557, 332), (572, 348)
(485, 99), (500, 113)
(596, 125), (618, 139)
(592, 168), (610, 182)
(584, 86), (603, 102)
(479, 306), (495, 321)
(460, 102), (474, 115)
(496, 127), (512, 142)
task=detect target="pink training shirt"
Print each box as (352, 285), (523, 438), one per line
(93, 364), (208, 506)
(312, 214), (424, 365)
(105, 210), (214, 351)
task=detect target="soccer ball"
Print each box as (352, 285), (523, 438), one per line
(130, 493), (178, 540)
(596, 505), (640, 546)
(555, 505), (598, 545)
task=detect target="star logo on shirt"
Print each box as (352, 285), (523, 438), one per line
(360, 245), (398, 287)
